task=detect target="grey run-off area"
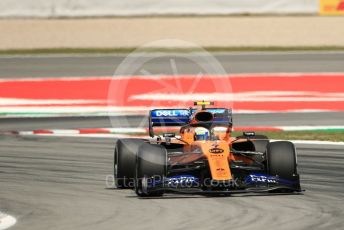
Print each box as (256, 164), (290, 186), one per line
(1, 51), (344, 78)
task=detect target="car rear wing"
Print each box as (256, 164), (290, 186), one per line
(148, 108), (232, 137)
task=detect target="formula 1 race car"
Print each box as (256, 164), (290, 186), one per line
(114, 101), (301, 197)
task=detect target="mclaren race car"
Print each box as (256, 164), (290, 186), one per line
(114, 101), (301, 197)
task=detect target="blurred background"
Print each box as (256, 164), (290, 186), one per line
(0, 0), (344, 50)
(0, 0), (344, 127)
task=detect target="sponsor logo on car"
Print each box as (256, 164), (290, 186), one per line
(154, 110), (190, 117)
(246, 174), (278, 184)
(166, 175), (199, 188)
(209, 148), (224, 154)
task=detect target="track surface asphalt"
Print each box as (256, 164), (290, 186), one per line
(0, 136), (343, 230)
(1, 51), (344, 78)
(0, 51), (343, 229)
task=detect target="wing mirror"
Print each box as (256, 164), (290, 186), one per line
(163, 133), (175, 145)
(243, 132), (256, 138)
(163, 133), (175, 138)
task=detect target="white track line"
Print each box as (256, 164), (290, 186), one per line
(0, 98), (102, 106)
(276, 126), (344, 131)
(271, 139), (344, 146)
(131, 91), (344, 102)
(0, 212), (16, 230)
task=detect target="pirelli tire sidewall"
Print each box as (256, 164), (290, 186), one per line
(267, 141), (298, 180)
(114, 138), (146, 189)
(135, 143), (167, 197)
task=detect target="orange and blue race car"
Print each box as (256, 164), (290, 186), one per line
(114, 101), (302, 197)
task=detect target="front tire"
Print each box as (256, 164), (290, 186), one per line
(266, 141), (297, 180)
(114, 139), (145, 189)
(135, 143), (167, 197)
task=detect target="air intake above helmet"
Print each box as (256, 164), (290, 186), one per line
(195, 111), (213, 122)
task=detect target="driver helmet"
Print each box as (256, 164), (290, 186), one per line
(194, 127), (209, 141)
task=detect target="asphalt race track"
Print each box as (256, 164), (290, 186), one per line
(1, 51), (344, 78)
(0, 51), (344, 229)
(0, 135), (343, 230)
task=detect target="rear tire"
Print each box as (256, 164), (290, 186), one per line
(135, 143), (167, 197)
(114, 139), (145, 189)
(266, 141), (297, 180)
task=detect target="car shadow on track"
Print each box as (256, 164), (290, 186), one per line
(106, 187), (304, 199)
(125, 193), (304, 200)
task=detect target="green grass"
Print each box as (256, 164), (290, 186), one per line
(232, 131), (344, 142)
(1, 46), (344, 55)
